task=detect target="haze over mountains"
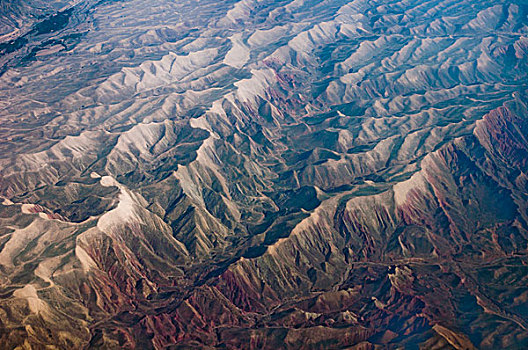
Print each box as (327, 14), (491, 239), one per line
(1, 0), (528, 348)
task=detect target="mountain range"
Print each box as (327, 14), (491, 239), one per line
(1, 0), (528, 348)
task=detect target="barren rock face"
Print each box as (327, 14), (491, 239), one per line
(1, 0), (528, 348)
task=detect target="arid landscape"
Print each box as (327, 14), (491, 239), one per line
(1, 0), (528, 348)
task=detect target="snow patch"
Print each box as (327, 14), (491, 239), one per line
(97, 176), (143, 233)
(223, 33), (250, 69)
(234, 68), (276, 102)
(100, 175), (118, 187)
(248, 25), (290, 47)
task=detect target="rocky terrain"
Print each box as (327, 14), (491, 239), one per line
(1, 0), (528, 348)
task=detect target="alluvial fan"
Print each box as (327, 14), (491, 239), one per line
(1, 0), (528, 348)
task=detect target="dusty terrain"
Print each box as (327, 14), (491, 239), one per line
(1, 0), (528, 348)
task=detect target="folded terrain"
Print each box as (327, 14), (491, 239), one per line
(1, 0), (528, 348)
